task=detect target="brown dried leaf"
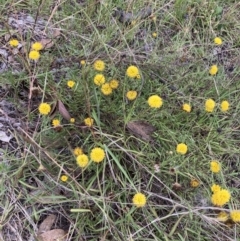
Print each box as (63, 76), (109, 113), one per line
(58, 100), (71, 120)
(126, 120), (155, 141)
(38, 214), (56, 234)
(37, 229), (67, 241)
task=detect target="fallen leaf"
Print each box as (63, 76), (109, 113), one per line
(126, 120), (155, 141)
(38, 214), (56, 234)
(40, 29), (61, 49)
(0, 131), (12, 142)
(58, 100), (71, 120)
(37, 229), (67, 241)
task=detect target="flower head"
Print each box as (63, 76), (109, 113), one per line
(132, 192), (147, 208)
(60, 175), (68, 182)
(84, 117), (94, 127)
(217, 211), (229, 222)
(205, 98), (216, 112)
(76, 154), (89, 168)
(38, 103), (51, 115)
(152, 32), (157, 38)
(9, 39), (19, 47)
(214, 37), (222, 45)
(220, 100), (229, 112)
(73, 147), (83, 156)
(52, 119), (60, 127)
(67, 80), (75, 88)
(148, 95), (163, 108)
(230, 210), (240, 223)
(109, 79), (119, 89)
(190, 179), (200, 188)
(126, 90), (137, 100)
(94, 74), (105, 86)
(29, 50), (40, 60)
(136, 73), (141, 79)
(126, 65), (139, 78)
(211, 189), (231, 206)
(31, 42), (43, 51)
(90, 147), (105, 163)
(209, 65), (218, 75)
(176, 143), (188, 155)
(94, 60), (105, 71)
(210, 161), (221, 173)
(211, 184), (221, 193)
(70, 118), (75, 123)
(101, 83), (113, 95)
(182, 103), (191, 112)
(80, 60), (86, 65)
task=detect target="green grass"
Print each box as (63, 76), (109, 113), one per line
(0, 0), (240, 240)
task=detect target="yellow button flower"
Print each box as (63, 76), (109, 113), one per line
(90, 147), (105, 163)
(126, 65), (139, 78)
(209, 65), (218, 75)
(230, 210), (240, 223)
(210, 161), (221, 173)
(9, 39), (19, 47)
(190, 179), (200, 188)
(93, 60), (105, 71)
(205, 98), (215, 112)
(84, 117), (94, 127)
(76, 154), (89, 168)
(214, 37), (222, 45)
(211, 189), (231, 206)
(211, 184), (221, 193)
(176, 143), (188, 155)
(31, 42), (43, 51)
(67, 80), (75, 88)
(52, 119), (60, 127)
(101, 83), (113, 95)
(220, 100), (229, 112)
(126, 90), (137, 100)
(94, 74), (105, 86)
(132, 192), (147, 208)
(109, 79), (119, 89)
(182, 103), (191, 112)
(73, 147), (83, 156)
(29, 50), (40, 60)
(148, 95), (163, 108)
(38, 103), (51, 115)
(60, 175), (68, 182)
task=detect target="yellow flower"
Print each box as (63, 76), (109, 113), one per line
(214, 37), (222, 45)
(132, 192), (147, 208)
(147, 95), (163, 108)
(211, 189), (231, 206)
(220, 100), (229, 112)
(73, 147), (83, 156)
(38, 103), (51, 115)
(211, 184), (221, 193)
(76, 154), (89, 168)
(90, 147), (105, 163)
(205, 98), (215, 112)
(109, 79), (119, 89)
(217, 211), (229, 222)
(9, 39), (19, 47)
(136, 73), (141, 79)
(67, 80), (75, 88)
(230, 210), (240, 223)
(94, 74), (105, 86)
(31, 42), (43, 51)
(80, 60), (86, 65)
(93, 60), (105, 71)
(70, 118), (75, 123)
(84, 117), (94, 127)
(29, 50), (40, 60)
(209, 65), (218, 75)
(152, 32), (157, 38)
(60, 175), (68, 182)
(126, 65), (139, 78)
(190, 179), (200, 188)
(126, 91), (137, 100)
(101, 83), (113, 95)
(52, 119), (60, 127)
(210, 161), (221, 173)
(176, 143), (188, 155)
(182, 103), (191, 112)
